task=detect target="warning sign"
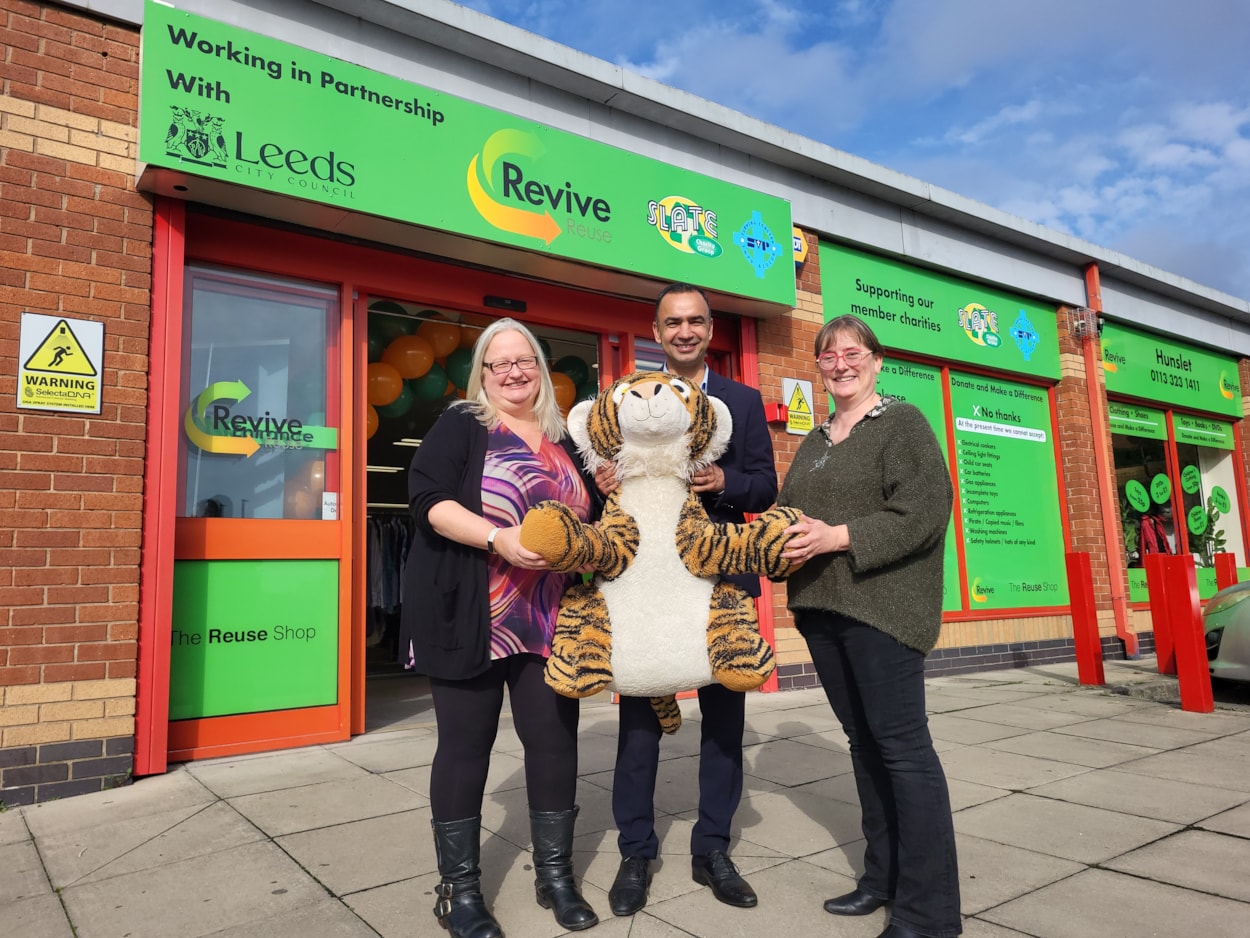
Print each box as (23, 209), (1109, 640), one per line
(782, 377), (814, 435)
(18, 313), (104, 414)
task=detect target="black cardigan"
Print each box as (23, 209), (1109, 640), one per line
(399, 405), (598, 680)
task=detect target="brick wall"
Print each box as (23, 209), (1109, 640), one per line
(0, 0), (148, 806)
(1054, 314), (1120, 614)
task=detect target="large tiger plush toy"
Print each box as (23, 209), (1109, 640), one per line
(520, 371), (801, 733)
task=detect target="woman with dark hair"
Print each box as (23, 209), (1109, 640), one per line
(779, 314), (961, 938)
(403, 317), (600, 937)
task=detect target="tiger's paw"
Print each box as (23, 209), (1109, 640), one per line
(520, 500), (583, 565)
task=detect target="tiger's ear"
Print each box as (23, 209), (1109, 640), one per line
(568, 399), (594, 453)
(703, 395), (733, 463)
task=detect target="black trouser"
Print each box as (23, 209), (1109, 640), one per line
(798, 610), (962, 937)
(429, 654), (579, 821)
(613, 682), (745, 858)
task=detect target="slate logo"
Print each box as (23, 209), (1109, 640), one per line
(166, 106), (228, 168)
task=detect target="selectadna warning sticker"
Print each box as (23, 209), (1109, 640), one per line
(18, 313), (104, 414)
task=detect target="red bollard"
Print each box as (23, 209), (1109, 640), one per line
(1065, 552), (1105, 685)
(1145, 555), (1170, 670)
(1143, 553), (1175, 675)
(1214, 552), (1239, 591)
(1162, 555), (1214, 713)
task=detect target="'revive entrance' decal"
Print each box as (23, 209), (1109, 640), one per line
(139, 1), (794, 307)
(184, 381), (338, 457)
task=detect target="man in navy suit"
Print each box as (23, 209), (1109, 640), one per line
(605, 283), (779, 915)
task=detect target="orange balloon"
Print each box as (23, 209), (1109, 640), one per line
(458, 313), (492, 349)
(283, 479), (318, 519)
(367, 361), (403, 406)
(302, 458), (326, 492)
(382, 334), (435, 379)
(551, 371), (576, 414)
(418, 318), (461, 358)
(366, 404), (379, 439)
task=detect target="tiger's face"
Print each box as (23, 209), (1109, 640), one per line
(568, 372), (732, 478)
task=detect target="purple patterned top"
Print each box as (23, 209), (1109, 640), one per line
(482, 423), (590, 658)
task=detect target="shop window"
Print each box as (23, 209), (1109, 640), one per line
(178, 266), (339, 520)
(1111, 402), (1243, 600)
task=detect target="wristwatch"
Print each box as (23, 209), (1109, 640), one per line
(486, 527), (500, 554)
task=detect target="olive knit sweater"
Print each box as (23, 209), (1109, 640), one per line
(778, 397), (953, 654)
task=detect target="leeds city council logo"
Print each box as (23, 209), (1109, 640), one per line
(166, 106), (228, 168)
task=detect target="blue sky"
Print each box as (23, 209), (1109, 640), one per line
(463, 0), (1250, 303)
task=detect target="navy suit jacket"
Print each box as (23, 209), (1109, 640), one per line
(701, 370), (779, 597)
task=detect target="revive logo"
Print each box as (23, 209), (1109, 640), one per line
(466, 130), (612, 245)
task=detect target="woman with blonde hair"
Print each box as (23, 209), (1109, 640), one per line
(402, 317), (600, 937)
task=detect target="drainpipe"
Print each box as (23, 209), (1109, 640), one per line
(1082, 263), (1138, 657)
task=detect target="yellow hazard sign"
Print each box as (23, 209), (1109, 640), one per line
(782, 377), (814, 435)
(18, 313), (104, 414)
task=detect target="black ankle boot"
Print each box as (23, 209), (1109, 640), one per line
(430, 817), (504, 938)
(530, 806), (599, 931)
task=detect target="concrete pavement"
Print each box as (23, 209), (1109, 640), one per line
(4, 657), (1250, 937)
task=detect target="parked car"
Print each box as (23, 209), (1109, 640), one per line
(1203, 580), (1250, 682)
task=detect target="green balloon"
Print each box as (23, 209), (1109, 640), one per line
(554, 355), (590, 387)
(446, 347), (474, 389)
(410, 362), (449, 400)
(539, 338), (553, 362)
(576, 380), (599, 403)
(376, 383), (414, 419)
(367, 330), (387, 362)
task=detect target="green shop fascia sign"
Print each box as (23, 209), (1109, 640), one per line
(1108, 401), (1167, 440)
(138, 1), (794, 307)
(820, 242), (1060, 380)
(1101, 320), (1243, 418)
(1174, 413), (1235, 450)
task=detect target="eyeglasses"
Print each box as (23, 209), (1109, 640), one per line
(484, 356), (540, 375)
(816, 348), (868, 369)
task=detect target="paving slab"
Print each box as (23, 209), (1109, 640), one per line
(0, 839), (52, 903)
(479, 777), (615, 848)
(725, 787), (863, 858)
(39, 800), (263, 889)
(938, 745), (1089, 790)
(944, 702), (1092, 731)
(743, 737), (853, 787)
(648, 857), (881, 938)
(980, 729), (1158, 768)
(1049, 714), (1221, 749)
(202, 897), (376, 937)
(185, 747), (370, 799)
(928, 713), (1030, 745)
(954, 832), (1083, 915)
(59, 839), (328, 938)
(275, 807), (434, 895)
(325, 729), (438, 773)
(1029, 767), (1249, 824)
(227, 771), (427, 837)
(20, 769), (215, 839)
(0, 808), (30, 846)
(1197, 800), (1250, 837)
(381, 748), (525, 799)
(740, 703), (846, 737)
(1112, 742), (1250, 793)
(0, 894), (74, 938)
(954, 793), (1179, 864)
(1106, 829), (1250, 902)
(981, 867), (1250, 938)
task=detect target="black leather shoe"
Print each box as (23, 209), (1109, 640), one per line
(825, 887), (889, 916)
(608, 856), (651, 916)
(691, 850), (758, 908)
(877, 923), (926, 938)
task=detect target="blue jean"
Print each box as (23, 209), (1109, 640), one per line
(797, 610), (961, 937)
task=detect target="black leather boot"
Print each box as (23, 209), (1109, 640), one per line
(530, 806), (599, 931)
(430, 817), (504, 938)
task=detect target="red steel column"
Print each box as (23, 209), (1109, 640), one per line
(1163, 555), (1214, 713)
